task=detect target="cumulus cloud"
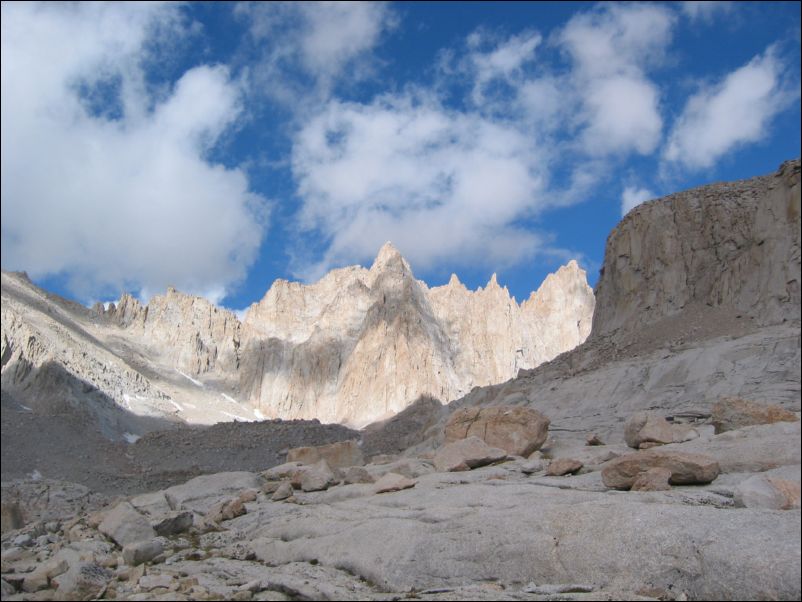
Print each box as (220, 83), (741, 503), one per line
(0, 2), (267, 302)
(663, 48), (797, 171)
(291, 94), (549, 279)
(621, 186), (655, 216)
(558, 3), (675, 156)
(236, 1), (396, 104)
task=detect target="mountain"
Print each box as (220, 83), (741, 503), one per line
(0, 247), (594, 439)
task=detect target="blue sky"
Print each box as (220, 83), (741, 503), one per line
(2, 1), (800, 312)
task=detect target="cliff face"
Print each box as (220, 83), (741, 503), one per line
(239, 244), (594, 427)
(592, 159), (801, 339)
(1, 246), (594, 431)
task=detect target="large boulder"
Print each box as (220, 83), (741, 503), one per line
(433, 436), (508, 472)
(444, 406), (549, 457)
(601, 451), (720, 490)
(97, 502), (155, 547)
(711, 397), (799, 434)
(735, 475), (801, 510)
(286, 440), (365, 468)
(52, 562), (113, 600)
(163, 472), (263, 514)
(299, 460), (338, 492)
(624, 412), (674, 449)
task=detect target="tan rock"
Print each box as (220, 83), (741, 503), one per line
(286, 440), (364, 468)
(373, 473), (417, 494)
(238, 489), (258, 503)
(546, 458), (583, 476)
(601, 451), (720, 490)
(711, 397), (799, 434)
(735, 475), (801, 510)
(433, 436), (507, 472)
(444, 406), (550, 457)
(343, 466), (374, 484)
(631, 467), (672, 491)
(271, 482), (294, 501)
(586, 433), (604, 446)
(624, 412), (674, 449)
(205, 498), (246, 523)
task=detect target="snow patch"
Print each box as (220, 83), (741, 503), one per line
(221, 393), (239, 405)
(220, 410), (253, 422)
(168, 399), (184, 412)
(254, 409), (266, 421)
(19, 404), (33, 412)
(183, 402), (196, 409)
(122, 394), (131, 409)
(175, 368), (204, 387)
(123, 432), (141, 444)
(30, 470), (43, 481)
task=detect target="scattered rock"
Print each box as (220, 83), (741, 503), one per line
(205, 498), (246, 523)
(262, 462), (305, 482)
(98, 502), (156, 547)
(52, 562), (112, 600)
(271, 483), (294, 501)
(520, 458), (547, 474)
(546, 458), (583, 476)
(299, 460), (338, 492)
(286, 440), (364, 468)
(444, 406), (550, 456)
(712, 397), (799, 434)
(261, 481), (282, 495)
(433, 436), (508, 472)
(602, 451), (720, 490)
(624, 412), (674, 449)
(152, 511), (193, 537)
(138, 573), (174, 591)
(121, 539), (164, 566)
(238, 489), (258, 503)
(631, 467), (672, 492)
(373, 473), (417, 494)
(735, 475), (801, 510)
(343, 466), (374, 484)
(586, 434), (604, 446)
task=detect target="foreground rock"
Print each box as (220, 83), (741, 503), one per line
(624, 412), (674, 449)
(444, 406), (550, 456)
(546, 458), (583, 476)
(735, 474), (801, 510)
(97, 502), (155, 547)
(373, 473), (417, 494)
(601, 451), (720, 490)
(433, 436), (508, 472)
(711, 396), (799, 434)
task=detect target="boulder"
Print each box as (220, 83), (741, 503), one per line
(98, 502), (155, 547)
(546, 459), (583, 476)
(271, 482), (294, 501)
(445, 406), (549, 457)
(152, 511), (193, 536)
(586, 434), (604, 446)
(735, 475), (801, 510)
(631, 467), (672, 491)
(52, 562), (113, 600)
(624, 412), (674, 449)
(163, 472), (262, 514)
(129, 491), (172, 517)
(286, 440), (364, 468)
(205, 498), (246, 523)
(262, 462), (305, 481)
(433, 436), (508, 472)
(300, 460), (338, 492)
(712, 397), (799, 434)
(602, 451), (720, 490)
(121, 539), (163, 566)
(344, 466), (374, 484)
(373, 473), (417, 494)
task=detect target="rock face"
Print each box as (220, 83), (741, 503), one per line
(444, 406), (550, 457)
(593, 159), (800, 338)
(239, 247), (594, 427)
(1, 246), (593, 437)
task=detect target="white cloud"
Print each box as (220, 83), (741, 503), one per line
(681, 1), (734, 23)
(466, 30), (542, 106)
(1, 2), (267, 301)
(291, 95), (549, 279)
(558, 4), (675, 156)
(621, 186), (655, 216)
(237, 1), (396, 103)
(663, 48), (797, 170)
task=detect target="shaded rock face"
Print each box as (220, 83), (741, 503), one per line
(444, 406), (550, 457)
(593, 159), (801, 339)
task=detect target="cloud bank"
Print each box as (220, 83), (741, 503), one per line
(1, 2), (267, 302)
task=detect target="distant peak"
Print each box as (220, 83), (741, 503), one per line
(370, 241), (412, 275)
(487, 273), (499, 287)
(448, 273), (461, 286)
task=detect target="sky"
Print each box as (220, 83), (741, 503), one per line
(2, 1), (800, 312)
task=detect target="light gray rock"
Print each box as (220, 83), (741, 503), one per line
(130, 491), (173, 517)
(152, 511), (193, 536)
(624, 412), (674, 449)
(343, 466), (374, 484)
(98, 502), (156, 547)
(163, 472), (263, 514)
(53, 562), (113, 600)
(122, 539), (164, 566)
(271, 483), (294, 501)
(299, 460), (338, 492)
(433, 437), (507, 472)
(735, 474), (801, 510)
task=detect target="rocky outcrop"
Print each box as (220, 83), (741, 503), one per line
(593, 159), (800, 338)
(444, 406), (550, 457)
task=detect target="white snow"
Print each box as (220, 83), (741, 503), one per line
(220, 410), (253, 422)
(254, 409), (266, 421)
(19, 404), (33, 412)
(30, 469), (43, 481)
(122, 394), (131, 409)
(175, 368), (204, 387)
(168, 399), (184, 412)
(221, 393), (239, 405)
(183, 402), (197, 409)
(123, 432), (141, 444)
